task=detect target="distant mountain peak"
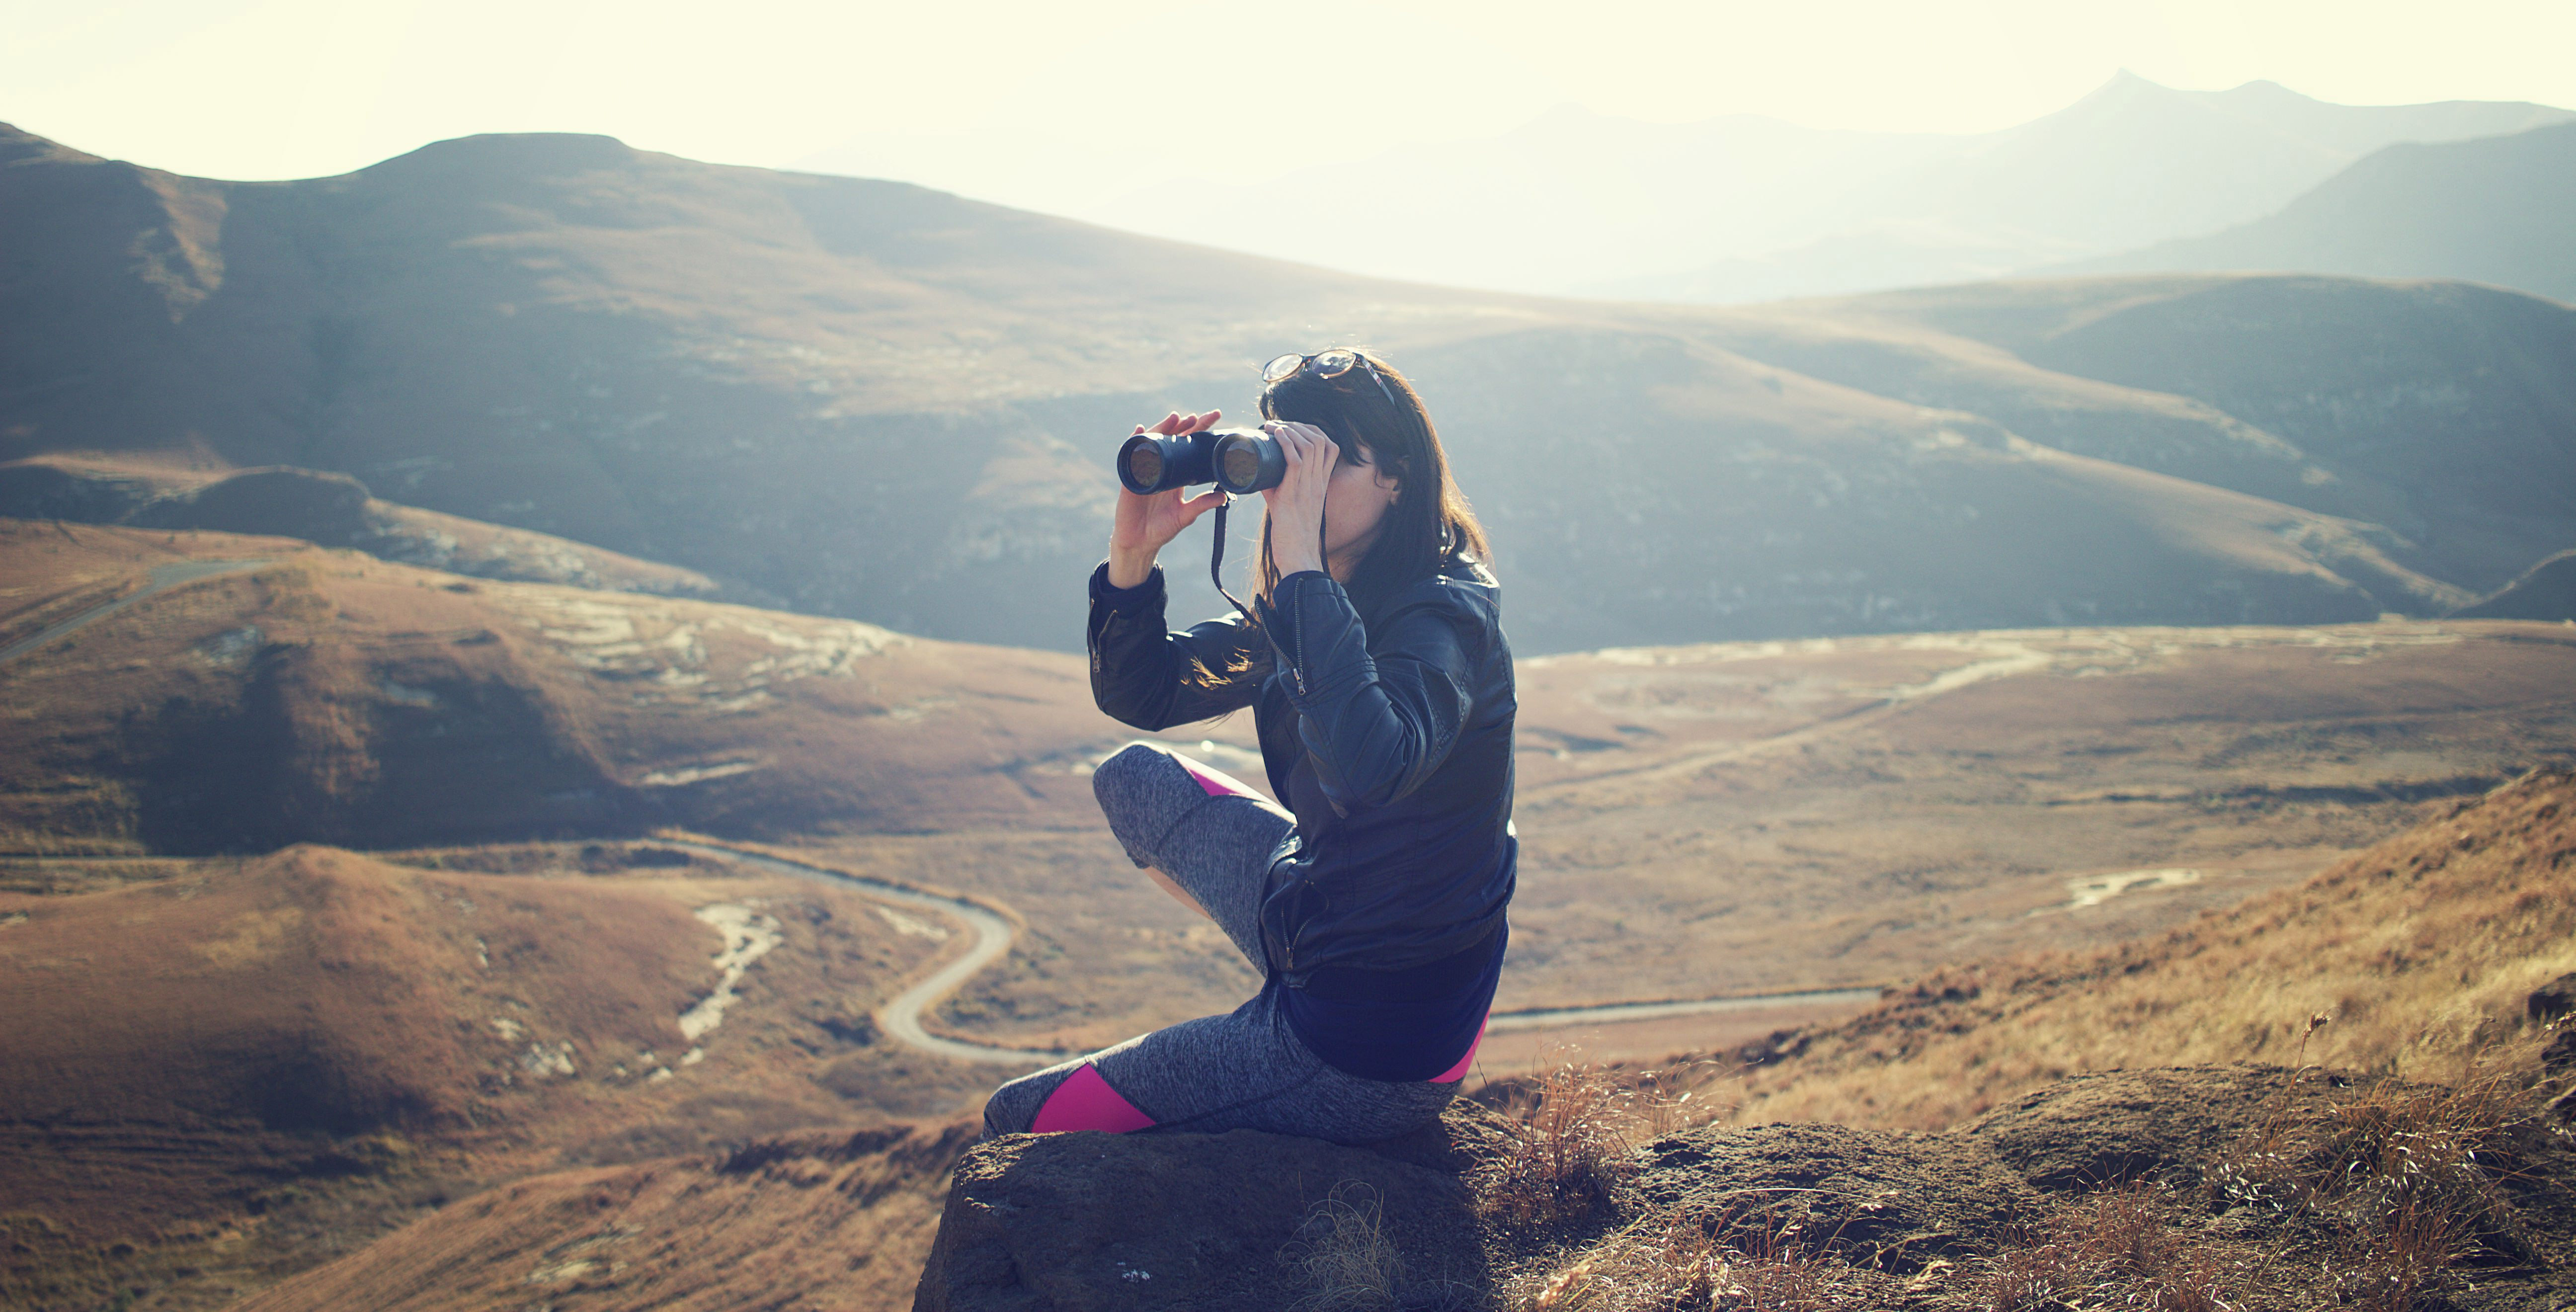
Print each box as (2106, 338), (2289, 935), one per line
(364, 131), (643, 180)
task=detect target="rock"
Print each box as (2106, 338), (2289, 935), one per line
(1964, 1066), (2348, 1190)
(1634, 1122), (2037, 1273)
(2529, 972), (2576, 1024)
(130, 467), (378, 545)
(2544, 1029), (2576, 1077)
(911, 1102), (1509, 1312)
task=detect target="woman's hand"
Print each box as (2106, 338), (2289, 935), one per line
(1107, 410), (1227, 589)
(1260, 420), (1337, 579)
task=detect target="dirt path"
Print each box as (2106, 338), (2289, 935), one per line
(669, 841), (1888, 1067)
(0, 558), (272, 667)
(660, 841), (1078, 1066)
(1533, 636), (2056, 794)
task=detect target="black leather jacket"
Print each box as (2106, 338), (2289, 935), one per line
(1087, 557), (1517, 986)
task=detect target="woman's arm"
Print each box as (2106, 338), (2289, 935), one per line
(1089, 564), (1270, 730)
(1261, 573), (1482, 812)
(1086, 408), (1272, 729)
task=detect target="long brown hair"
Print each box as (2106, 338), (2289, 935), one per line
(1254, 348), (1493, 622)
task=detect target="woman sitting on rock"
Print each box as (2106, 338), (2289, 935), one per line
(982, 348), (1517, 1144)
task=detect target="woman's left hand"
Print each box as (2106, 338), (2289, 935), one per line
(1260, 420), (1336, 577)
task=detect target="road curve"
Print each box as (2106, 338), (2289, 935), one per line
(0, 559), (273, 667)
(661, 841), (1079, 1066)
(666, 840), (1885, 1066)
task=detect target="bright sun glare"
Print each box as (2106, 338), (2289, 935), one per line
(6, 0), (2573, 194)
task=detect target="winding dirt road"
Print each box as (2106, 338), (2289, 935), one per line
(0, 558), (272, 667)
(659, 840), (1079, 1066)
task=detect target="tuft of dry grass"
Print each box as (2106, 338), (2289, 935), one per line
(1476, 1062), (1680, 1226)
(1283, 1183), (1406, 1312)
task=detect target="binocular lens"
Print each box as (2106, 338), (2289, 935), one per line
(1219, 443), (1263, 491)
(1126, 444), (1165, 491)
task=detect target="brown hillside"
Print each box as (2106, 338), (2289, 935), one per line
(0, 122), (2554, 651)
(0, 839), (961, 1311)
(1705, 767), (2576, 1131)
(232, 1121), (974, 1312)
(1819, 274), (2576, 592)
(0, 843), (706, 1137)
(0, 521), (1108, 852)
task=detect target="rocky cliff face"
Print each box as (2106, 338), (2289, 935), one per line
(914, 1066), (2576, 1311)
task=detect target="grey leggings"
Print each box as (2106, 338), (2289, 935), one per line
(979, 743), (1465, 1143)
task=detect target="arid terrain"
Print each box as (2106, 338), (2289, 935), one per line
(5, 514), (2572, 1309)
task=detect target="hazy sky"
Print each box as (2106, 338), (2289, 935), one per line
(9, 0), (2574, 199)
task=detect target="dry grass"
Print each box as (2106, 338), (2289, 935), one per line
(2210, 1064), (2542, 1309)
(1283, 1183), (1407, 1312)
(1477, 1063), (1701, 1226)
(1981, 1185), (2277, 1312)
(1710, 769), (2576, 1130)
(1511, 1208), (1862, 1312)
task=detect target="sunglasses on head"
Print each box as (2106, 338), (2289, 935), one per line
(1262, 349), (1399, 407)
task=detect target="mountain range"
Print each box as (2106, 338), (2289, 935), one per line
(2, 118), (2571, 656)
(808, 73), (2574, 303)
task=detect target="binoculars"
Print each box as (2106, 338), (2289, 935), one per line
(1116, 427), (1288, 496)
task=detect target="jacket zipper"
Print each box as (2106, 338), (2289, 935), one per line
(1288, 583), (1307, 696)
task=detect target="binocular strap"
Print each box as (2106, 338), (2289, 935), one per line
(1207, 494), (1326, 626)
(1209, 495), (1251, 621)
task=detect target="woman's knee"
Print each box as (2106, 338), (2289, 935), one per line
(982, 1060), (1159, 1139)
(981, 1065), (1067, 1138)
(1092, 742), (1188, 862)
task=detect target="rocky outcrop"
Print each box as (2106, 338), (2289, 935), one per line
(915, 1066), (2576, 1312)
(2531, 972), (2576, 1025)
(0, 459), (728, 599)
(913, 1105), (1509, 1311)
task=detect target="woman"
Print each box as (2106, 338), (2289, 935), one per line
(981, 347), (1517, 1145)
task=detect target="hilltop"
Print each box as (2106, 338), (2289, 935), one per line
(1, 454), (735, 600)
(2070, 121), (2576, 305)
(4, 121), (2571, 652)
(891, 71), (2572, 300)
(1695, 274), (2576, 594)
(0, 521), (1107, 853)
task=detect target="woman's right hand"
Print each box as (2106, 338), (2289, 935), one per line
(1108, 410), (1228, 588)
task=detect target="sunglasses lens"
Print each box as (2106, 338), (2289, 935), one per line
(1261, 353), (1304, 383)
(1314, 349), (1359, 378)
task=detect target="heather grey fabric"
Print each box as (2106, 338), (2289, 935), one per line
(979, 743), (1461, 1143)
(1089, 740), (1290, 971)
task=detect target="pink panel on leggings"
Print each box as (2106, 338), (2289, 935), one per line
(1177, 754), (1257, 799)
(1434, 1015), (1489, 1083)
(1031, 1064), (1157, 1134)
